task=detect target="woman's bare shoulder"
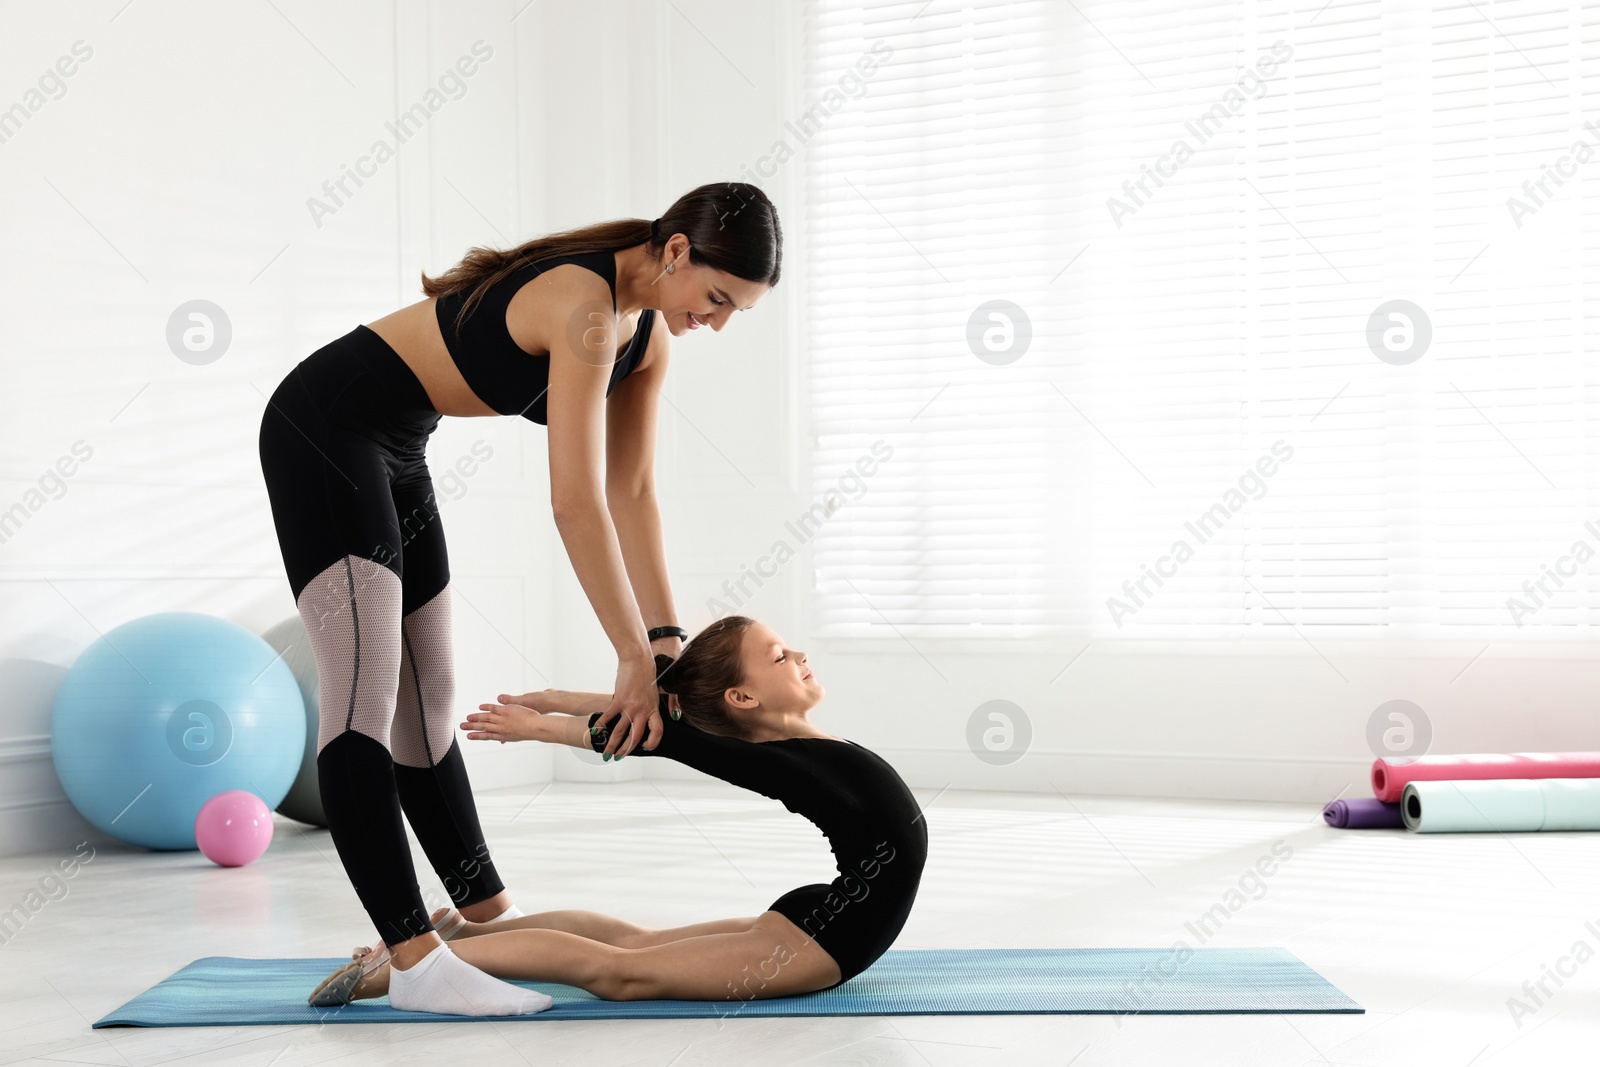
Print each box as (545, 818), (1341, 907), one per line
(505, 261), (619, 359)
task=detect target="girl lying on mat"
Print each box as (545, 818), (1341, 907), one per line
(309, 615), (928, 1012)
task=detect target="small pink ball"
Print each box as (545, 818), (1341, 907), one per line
(195, 790), (274, 867)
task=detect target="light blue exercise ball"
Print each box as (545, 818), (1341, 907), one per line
(260, 615), (325, 827)
(50, 612), (306, 851)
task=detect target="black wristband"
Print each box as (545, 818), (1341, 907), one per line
(647, 625), (688, 642)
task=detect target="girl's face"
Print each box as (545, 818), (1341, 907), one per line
(728, 621), (823, 717)
(656, 235), (769, 336)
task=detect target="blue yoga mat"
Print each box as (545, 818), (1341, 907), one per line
(92, 947), (1360, 1026)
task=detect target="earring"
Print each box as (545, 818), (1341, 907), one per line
(666, 264), (674, 274)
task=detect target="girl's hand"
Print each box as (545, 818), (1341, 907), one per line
(462, 702), (543, 744)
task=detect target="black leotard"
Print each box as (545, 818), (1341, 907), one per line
(433, 248), (655, 423)
(586, 699), (928, 990)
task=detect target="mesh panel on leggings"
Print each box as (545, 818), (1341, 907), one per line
(390, 583), (456, 769)
(295, 554), (404, 754)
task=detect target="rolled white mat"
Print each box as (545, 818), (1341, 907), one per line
(1542, 778), (1600, 830)
(1401, 777), (1600, 833)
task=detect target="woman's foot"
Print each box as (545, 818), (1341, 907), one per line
(387, 943), (554, 1017)
(352, 907), (474, 972)
(311, 939), (554, 1017)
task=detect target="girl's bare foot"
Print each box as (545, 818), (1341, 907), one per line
(308, 949), (389, 1007)
(350, 958), (390, 1001)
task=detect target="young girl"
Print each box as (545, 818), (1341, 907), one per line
(309, 615), (928, 1010)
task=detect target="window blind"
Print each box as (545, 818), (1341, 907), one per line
(802, 0), (1600, 640)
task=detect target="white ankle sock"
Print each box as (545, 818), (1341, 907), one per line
(388, 944), (553, 1017)
(488, 904), (525, 923)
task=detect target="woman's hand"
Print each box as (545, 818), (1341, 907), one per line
(461, 702), (544, 744)
(594, 654), (663, 759)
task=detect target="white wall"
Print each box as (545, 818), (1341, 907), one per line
(4, 0), (1594, 858)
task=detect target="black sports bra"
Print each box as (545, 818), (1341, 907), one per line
(433, 249), (656, 424)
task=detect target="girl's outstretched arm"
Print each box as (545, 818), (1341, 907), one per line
(463, 692), (603, 747)
(498, 688), (613, 716)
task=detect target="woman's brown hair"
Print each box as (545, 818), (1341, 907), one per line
(654, 615), (758, 739)
(421, 181), (782, 342)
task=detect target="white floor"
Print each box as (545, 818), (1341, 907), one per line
(1, 781), (1596, 1067)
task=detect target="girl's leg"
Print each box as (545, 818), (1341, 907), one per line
(356, 912), (842, 1002)
(386, 475), (512, 924)
(443, 905), (762, 948)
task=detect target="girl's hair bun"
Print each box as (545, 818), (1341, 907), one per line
(646, 616), (756, 739)
(653, 653), (683, 693)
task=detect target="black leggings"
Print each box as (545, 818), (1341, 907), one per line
(258, 324), (504, 946)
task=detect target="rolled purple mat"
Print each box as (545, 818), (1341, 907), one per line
(1322, 797), (1404, 829)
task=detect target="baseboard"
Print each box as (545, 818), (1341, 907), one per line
(0, 736), (104, 858)
(0, 734), (51, 764)
(0, 796), (104, 859)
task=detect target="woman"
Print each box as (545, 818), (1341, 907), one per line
(310, 616), (929, 1007)
(259, 183), (781, 1016)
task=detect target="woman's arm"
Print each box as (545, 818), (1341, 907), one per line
(540, 272), (662, 756)
(601, 323), (685, 731)
(605, 323), (682, 670)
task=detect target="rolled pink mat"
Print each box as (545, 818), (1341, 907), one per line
(1323, 797), (1403, 829)
(1370, 752), (1600, 804)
